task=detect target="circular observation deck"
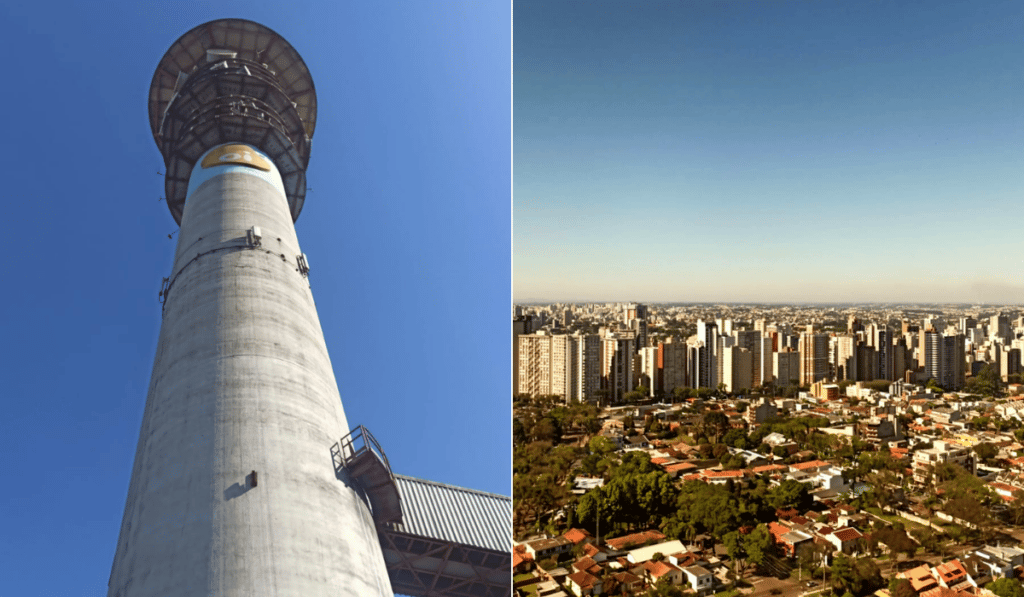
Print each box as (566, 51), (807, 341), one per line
(149, 19), (317, 224)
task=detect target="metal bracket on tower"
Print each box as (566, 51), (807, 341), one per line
(246, 225), (262, 248)
(296, 253), (309, 277)
(158, 277), (170, 303)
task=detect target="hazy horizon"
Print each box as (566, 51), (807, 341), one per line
(514, 1), (1023, 305)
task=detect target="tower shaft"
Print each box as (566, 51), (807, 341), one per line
(109, 147), (393, 596)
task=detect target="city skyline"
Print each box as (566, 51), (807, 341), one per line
(514, 1), (1023, 305)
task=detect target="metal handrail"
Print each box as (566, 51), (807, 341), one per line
(338, 425), (393, 480)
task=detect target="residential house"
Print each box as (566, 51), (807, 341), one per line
(932, 559), (971, 590)
(565, 571), (602, 597)
(525, 536), (573, 561)
(644, 560), (684, 587)
(826, 527), (863, 555)
(605, 530), (666, 551)
(627, 540), (687, 564)
(683, 565), (715, 595)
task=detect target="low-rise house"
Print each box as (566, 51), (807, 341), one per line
(565, 571), (602, 597)
(701, 469), (746, 485)
(644, 560), (684, 587)
(525, 536), (573, 561)
(683, 565), (715, 595)
(790, 459), (832, 475)
(664, 461), (698, 478)
(513, 546), (534, 573)
(571, 557), (602, 577)
(627, 540), (687, 564)
(580, 542), (611, 563)
(767, 522), (813, 557)
(605, 530), (666, 551)
(624, 434), (651, 450)
(902, 564), (939, 594)
(607, 571), (644, 595)
(563, 528), (594, 547)
(933, 559), (971, 590)
(968, 545), (1024, 579)
(826, 527), (863, 555)
(571, 477), (605, 495)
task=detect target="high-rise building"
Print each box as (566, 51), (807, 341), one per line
(657, 339), (688, 396)
(639, 346), (659, 397)
(874, 326), (892, 381)
(991, 314), (1012, 344)
(694, 319), (718, 389)
(1000, 347), (1021, 382)
(773, 350), (800, 388)
(624, 303), (649, 350)
(574, 333), (603, 403)
(940, 334), (965, 391)
(721, 346), (753, 394)
(734, 329), (765, 388)
(518, 332), (553, 397)
(919, 330), (965, 391)
(513, 315), (535, 394)
(601, 331), (636, 402)
(517, 332), (579, 400)
(834, 335), (857, 381)
(799, 332), (828, 386)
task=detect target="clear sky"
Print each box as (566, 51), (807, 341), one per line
(0, 2), (508, 595)
(514, 1), (1023, 305)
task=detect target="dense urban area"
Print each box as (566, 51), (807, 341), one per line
(513, 303), (1024, 597)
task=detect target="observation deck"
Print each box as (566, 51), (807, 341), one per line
(148, 19), (316, 224)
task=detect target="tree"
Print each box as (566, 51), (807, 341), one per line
(744, 524), (775, 571)
(965, 363), (1001, 397)
(974, 442), (998, 463)
(988, 579), (1024, 597)
(723, 530), (747, 575)
(513, 418), (526, 446)
(767, 479), (811, 511)
(1009, 490), (1024, 526)
(890, 579), (916, 597)
(873, 526), (917, 568)
(701, 411), (730, 443)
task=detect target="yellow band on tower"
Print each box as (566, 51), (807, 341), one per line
(200, 144), (272, 171)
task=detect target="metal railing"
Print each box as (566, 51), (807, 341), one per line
(336, 425), (393, 481)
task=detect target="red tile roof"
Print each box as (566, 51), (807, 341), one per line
(564, 528), (593, 544)
(833, 527), (863, 542)
(605, 530), (666, 551)
(904, 564), (938, 592)
(751, 464), (787, 474)
(792, 459), (830, 471)
(703, 469), (745, 478)
(932, 559), (969, 589)
(643, 560), (678, 578)
(567, 571), (600, 590)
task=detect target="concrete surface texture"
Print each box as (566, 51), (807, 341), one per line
(108, 146), (393, 596)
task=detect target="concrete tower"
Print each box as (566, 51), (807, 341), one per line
(109, 20), (393, 596)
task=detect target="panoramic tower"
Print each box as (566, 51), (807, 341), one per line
(109, 20), (394, 596)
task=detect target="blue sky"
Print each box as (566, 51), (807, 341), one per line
(514, 1), (1023, 304)
(0, 2), (508, 594)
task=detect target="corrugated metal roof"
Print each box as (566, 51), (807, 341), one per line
(388, 475), (510, 553)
